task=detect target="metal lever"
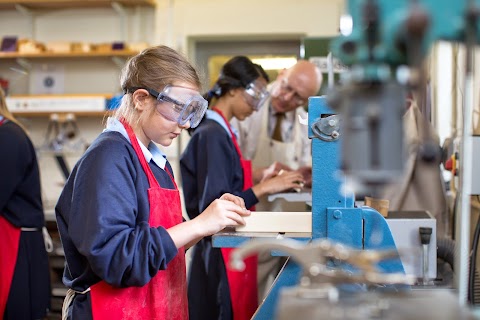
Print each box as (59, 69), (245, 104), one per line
(311, 115), (340, 142)
(419, 227), (433, 285)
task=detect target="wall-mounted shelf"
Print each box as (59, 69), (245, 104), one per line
(0, 50), (139, 59)
(0, 0), (156, 10)
(7, 94), (115, 117)
(13, 111), (110, 117)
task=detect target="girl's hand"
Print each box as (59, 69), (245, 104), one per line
(260, 161), (293, 182)
(295, 166), (312, 188)
(263, 170), (305, 194)
(194, 194), (250, 236)
(252, 170), (305, 197)
(220, 193), (247, 209)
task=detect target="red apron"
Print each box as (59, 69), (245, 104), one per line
(213, 108), (258, 320)
(0, 117), (21, 318)
(89, 120), (188, 320)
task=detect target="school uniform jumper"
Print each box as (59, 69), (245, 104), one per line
(180, 110), (258, 320)
(55, 118), (182, 320)
(230, 88), (312, 301)
(0, 118), (51, 320)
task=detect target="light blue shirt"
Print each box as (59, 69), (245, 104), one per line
(104, 117), (167, 169)
(205, 109), (239, 138)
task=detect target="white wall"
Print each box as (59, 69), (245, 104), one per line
(155, 0), (344, 53)
(432, 42), (480, 145)
(432, 42), (455, 146)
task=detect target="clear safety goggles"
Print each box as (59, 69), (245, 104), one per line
(274, 78), (308, 106)
(139, 85), (208, 128)
(243, 80), (269, 111)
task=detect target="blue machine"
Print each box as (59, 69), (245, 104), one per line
(213, 96), (404, 319)
(309, 96), (403, 272)
(214, 0), (480, 317)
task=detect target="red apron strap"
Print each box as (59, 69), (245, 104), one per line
(120, 118), (177, 190)
(212, 108), (254, 191)
(0, 117), (20, 318)
(90, 118), (187, 320)
(212, 108), (244, 160)
(212, 108), (258, 320)
(0, 216), (21, 317)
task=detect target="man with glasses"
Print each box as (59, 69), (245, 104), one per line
(230, 59), (323, 301)
(231, 60), (322, 206)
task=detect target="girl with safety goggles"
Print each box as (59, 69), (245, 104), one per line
(55, 45), (251, 320)
(125, 85), (208, 129)
(180, 56), (305, 320)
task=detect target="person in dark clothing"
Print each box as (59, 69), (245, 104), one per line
(55, 45), (250, 320)
(0, 87), (51, 320)
(180, 56), (305, 320)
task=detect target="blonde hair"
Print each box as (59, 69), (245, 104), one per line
(114, 45), (201, 127)
(0, 87), (26, 130)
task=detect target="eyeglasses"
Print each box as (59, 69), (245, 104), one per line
(278, 78), (308, 106)
(129, 85), (208, 128)
(243, 80), (270, 111)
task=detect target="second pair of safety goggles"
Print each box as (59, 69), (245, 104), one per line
(244, 80), (269, 111)
(133, 85), (208, 128)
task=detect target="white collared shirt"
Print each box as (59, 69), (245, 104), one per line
(205, 109), (239, 138)
(104, 117), (167, 170)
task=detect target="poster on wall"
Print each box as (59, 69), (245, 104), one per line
(308, 56), (349, 73)
(30, 64), (65, 95)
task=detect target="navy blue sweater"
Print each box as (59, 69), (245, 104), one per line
(55, 131), (179, 319)
(180, 118), (258, 218)
(0, 121), (44, 227)
(0, 120), (51, 319)
(180, 117), (259, 320)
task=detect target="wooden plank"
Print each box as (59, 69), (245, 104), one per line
(12, 111), (107, 117)
(235, 211), (312, 233)
(8, 93), (112, 98)
(0, 0), (155, 10)
(0, 50), (138, 59)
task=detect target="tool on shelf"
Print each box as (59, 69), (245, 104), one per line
(39, 112), (88, 180)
